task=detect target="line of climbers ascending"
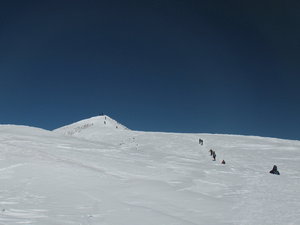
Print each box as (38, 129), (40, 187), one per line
(200, 138), (225, 164)
(199, 138), (280, 175)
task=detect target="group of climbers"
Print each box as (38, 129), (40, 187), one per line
(201, 139), (224, 164)
(199, 138), (280, 175)
(208, 149), (218, 162)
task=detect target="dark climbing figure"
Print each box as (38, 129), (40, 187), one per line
(199, 138), (203, 145)
(212, 151), (216, 161)
(209, 149), (213, 156)
(221, 160), (226, 164)
(269, 165), (280, 175)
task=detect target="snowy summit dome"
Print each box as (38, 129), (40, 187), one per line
(53, 115), (129, 141)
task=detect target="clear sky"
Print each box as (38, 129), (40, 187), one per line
(0, 0), (299, 140)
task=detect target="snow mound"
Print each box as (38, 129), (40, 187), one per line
(0, 124), (56, 137)
(53, 115), (129, 141)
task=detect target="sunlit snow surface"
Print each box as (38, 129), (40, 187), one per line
(0, 116), (300, 225)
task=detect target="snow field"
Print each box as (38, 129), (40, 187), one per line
(0, 116), (299, 224)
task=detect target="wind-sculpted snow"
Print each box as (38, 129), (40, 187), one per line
(0, 118), (300, 224)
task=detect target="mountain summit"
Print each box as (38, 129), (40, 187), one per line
(53, 115), (129, 141)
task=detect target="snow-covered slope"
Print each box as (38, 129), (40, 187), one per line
(1, 117), (300, 225)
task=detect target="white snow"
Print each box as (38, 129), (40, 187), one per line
(0, 115), (300, 224)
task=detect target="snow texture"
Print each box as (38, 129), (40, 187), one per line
(0, 115), (300, 224)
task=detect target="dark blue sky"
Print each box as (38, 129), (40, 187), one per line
(0, 0), (299, 140)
